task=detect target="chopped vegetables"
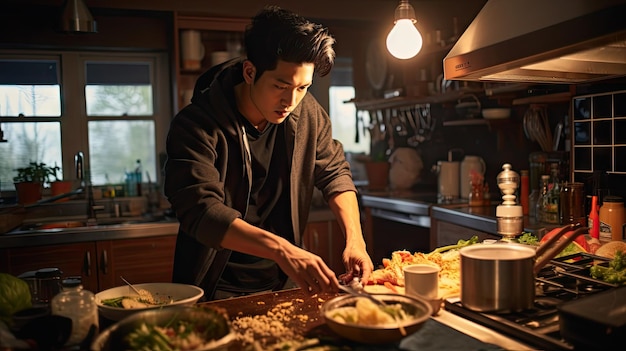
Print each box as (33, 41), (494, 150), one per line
(100, 289), (173, 309)
(590, 250), (626, 285)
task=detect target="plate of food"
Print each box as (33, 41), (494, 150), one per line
(95, 282), (204, 321)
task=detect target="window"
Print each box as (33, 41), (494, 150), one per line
(0, 51), (170, 192)
(328, 58), (369, 154)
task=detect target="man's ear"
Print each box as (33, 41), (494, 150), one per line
(243, 61), (256, 84)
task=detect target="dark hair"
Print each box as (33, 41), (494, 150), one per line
(244, 6), (335, 80)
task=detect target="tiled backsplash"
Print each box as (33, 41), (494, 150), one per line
(573, 90), (626, 202)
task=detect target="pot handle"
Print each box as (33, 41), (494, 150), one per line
(534, 224), (588, 274)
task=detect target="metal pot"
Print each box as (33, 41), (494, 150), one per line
(459, 224), (587, 312)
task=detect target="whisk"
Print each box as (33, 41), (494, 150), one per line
(523, 104), (553, 152)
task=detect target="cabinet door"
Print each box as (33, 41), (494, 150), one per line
(96, 236), (177, 291)
(303, 221), (345, 275)
(0, 242), (99, 292)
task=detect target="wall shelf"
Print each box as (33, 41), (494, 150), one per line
(512, 92), (572, 105)
(349, 87), (484, 110)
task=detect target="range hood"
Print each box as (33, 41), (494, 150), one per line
(443, 0), (626, 84)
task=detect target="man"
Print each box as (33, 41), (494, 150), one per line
(164, 5), (373, 300)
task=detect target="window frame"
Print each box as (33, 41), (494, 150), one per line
(0, 50), (171, 189)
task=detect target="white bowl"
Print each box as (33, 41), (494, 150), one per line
(482, 108), (511, 119)
(95, 282), (204, 321)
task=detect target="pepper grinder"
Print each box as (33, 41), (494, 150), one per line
(496, 163), (523, 241)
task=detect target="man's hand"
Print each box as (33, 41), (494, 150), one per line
(273, 244), (340, 294)
(340, 243), (374, 284)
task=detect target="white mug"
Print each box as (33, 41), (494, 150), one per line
(403, 264), (440, 300)
(437, 160), (460, 200)
(180, 30), (205, 70)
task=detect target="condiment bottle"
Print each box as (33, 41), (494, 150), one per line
(520, 170), (529, 215)
(599, 195), (626, 242)
(51, 278), (99, 346)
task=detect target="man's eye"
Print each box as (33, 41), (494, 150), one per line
(275, 85), (288, 90)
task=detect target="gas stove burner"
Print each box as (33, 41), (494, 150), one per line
(534, 296), (562, 309)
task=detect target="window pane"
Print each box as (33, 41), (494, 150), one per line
(0, 122), (62, 191)
(85, 62), (153, 116)
(88, 120), (156, 186)
(329, 86), (369, 154)
(0, 59), (61, 117)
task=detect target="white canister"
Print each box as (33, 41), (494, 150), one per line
(180, 30), (205, 70)
(460, 155), (486, 199)
(437, 160), (460, 200)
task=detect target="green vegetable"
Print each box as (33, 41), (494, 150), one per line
(0, 273), (32, 325)
(590, 250), (626, 285)
(431, 235), (480, 254)
(518, 232), (539, 246)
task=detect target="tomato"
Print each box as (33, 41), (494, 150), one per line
(540, 227), (590, 252)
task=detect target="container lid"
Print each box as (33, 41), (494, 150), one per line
(61, 278), (82, 288)
(35, 267), (62, 278)
(603, 195), (623, 203)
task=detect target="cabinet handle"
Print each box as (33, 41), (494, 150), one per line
(102, 249), (108, 275)
(85, 251), (91, 277)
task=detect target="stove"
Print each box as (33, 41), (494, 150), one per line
(445, 252), (618, 350)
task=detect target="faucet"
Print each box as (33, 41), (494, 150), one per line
(25, 151), (104, 222)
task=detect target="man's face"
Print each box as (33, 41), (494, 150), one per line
(248, 60), (314, 125)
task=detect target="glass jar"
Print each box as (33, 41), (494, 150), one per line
(35, 267), (62, 304)
(51, 278), (99, 346)
(599, 195), (626, 242)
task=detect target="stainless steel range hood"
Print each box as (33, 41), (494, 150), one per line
(443, 0), (626, 84)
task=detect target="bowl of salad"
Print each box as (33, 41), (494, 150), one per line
(91, 305), (234, 351)
(95, 282), (204, 321)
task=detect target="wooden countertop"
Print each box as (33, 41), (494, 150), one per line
(197, 288), (526, 351)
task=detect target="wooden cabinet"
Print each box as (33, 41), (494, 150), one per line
(173, 13), (248, 111)
(0, 236), (176, 293)
(303, 220), (345, 275)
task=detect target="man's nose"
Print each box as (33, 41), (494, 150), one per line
(282, 89), (298, 108)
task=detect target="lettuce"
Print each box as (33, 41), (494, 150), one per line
(0, 273), (32, 325)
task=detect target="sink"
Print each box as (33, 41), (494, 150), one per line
(6, 215), (176, 235)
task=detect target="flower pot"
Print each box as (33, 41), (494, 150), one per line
(50, 180), (74, 202)
(364, 161), (390, 190)
(15, 182), (43, 205)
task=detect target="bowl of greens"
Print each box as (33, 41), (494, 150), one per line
(91, 305), (234, 351)
(95, 282), (204, 321)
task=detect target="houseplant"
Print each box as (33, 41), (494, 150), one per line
(364, 140), (390, 190)
(13, 162), (57, 205)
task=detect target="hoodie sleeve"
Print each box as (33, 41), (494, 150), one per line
(164, 104), (243, 249)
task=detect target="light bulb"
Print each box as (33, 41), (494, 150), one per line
(386, 19), (423, 59)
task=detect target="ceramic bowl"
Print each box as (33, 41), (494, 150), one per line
(91, 305), (234, 351)
(95, 282), (204, 321)
(321, 293), (432, 344)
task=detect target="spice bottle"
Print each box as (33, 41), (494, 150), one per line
(599, 195), (626, 242)
(51, 278), (99, 346)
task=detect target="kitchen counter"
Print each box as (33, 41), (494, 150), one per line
(0, 207), (336, 249)
(198, 287), (533, 350)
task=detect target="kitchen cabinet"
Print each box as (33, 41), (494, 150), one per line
(0, 235), (176, 293)
(302, 220), (345, 275)
(173, 13), (248, 111)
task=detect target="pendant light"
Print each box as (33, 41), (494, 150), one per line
(61, 0), (97, 33)
(386, 0), (423, 59)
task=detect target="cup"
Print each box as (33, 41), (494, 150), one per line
(559, 182), (585, 226)
(404, 264), (442, 315)
(403, 264), (440, 300)
(180, 30), (205, 70)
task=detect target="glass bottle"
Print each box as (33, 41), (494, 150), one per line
(51, 278), (99, 346)
(542, 164), (560, 224)
(536, 175), (550, 223)
(520, 170), (529, 215)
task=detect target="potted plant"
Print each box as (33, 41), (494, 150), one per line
(13, 162), (55, 205)
(48, 163), (74, 200)
(364, 141), (390, 191)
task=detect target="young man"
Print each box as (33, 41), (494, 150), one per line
(164, 6), (373, 300)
